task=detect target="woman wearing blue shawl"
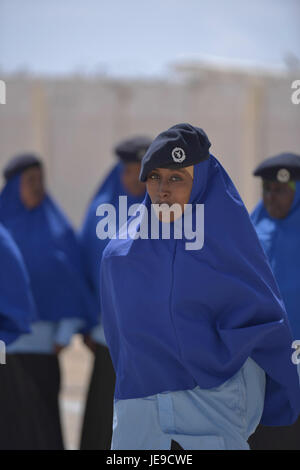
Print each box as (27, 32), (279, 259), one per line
(79, 136), (151, 450)
(100, 124), (300, 450)
(0, 154), (98, 449)
(0, 222), (49, 449)
(249, 153), (300, 450)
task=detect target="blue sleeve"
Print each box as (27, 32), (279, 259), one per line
(54, 317), (86, 346)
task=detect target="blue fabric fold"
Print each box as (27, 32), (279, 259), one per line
(0, 222), (35, 344)
(80, 162), (145, 310)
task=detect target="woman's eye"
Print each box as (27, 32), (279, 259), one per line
(170, 175), (182, 182)
(149, 173), (159, 180)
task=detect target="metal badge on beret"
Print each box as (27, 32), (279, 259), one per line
(171, 147), (186, 163)
(277, 168), (290, 183)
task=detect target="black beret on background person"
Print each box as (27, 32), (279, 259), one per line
(79, 135), (151, 450)
(249, 152), (300, 450)
(114, 136), (152, 163)
(3, 153), (42, 182)
(90, 136), (152, 203)
(253, 152), (300, 181)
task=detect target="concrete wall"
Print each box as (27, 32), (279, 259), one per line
(0, 65), (299, 227)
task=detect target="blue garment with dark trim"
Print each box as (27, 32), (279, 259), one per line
(0, 222), (35, 345)
(0, 174), (97, 327)
(251, 181), (300, 341)
(100, 154), (300, 426)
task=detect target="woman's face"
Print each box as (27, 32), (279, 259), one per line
(121, 162), (145, 197)
(20, 166), (45, 209)
(146, 167), (193, 221)
(262, 180), (295, 219)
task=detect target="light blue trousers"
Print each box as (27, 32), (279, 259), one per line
(111, 357), (266, 450)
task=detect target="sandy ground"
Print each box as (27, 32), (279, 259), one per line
(59, 335), (94, 450)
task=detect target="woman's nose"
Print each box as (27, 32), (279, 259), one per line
(158, 180), (170, 198)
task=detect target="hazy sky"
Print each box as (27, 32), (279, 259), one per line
(0, 0), (299, 77)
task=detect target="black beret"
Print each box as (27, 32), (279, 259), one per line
(253, 153), (300, 182)
(139, 123), (211, 182)
(114, 136), (152, 163)
(3, 153), (42, 182)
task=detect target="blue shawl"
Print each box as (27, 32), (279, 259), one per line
(100, 155), (300, 426)
(0, 174), (97, 327)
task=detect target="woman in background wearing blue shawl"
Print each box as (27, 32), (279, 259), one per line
(100, 124), (300, 450)
(0, 222), (49, 449)
(79, 136), (151, 450)
(0, 154), (98, 450)
(249, 153), (300, 450)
